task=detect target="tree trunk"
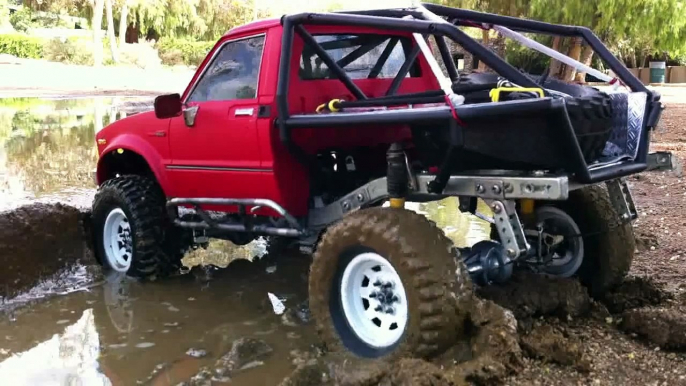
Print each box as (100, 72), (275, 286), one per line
(574, 45), (594, 83)
(549, 36), (563, 79)
(118, 0), (128, 49)
(628, 50), (637, 69)
(477, 29), (490, 72)
(105, 0), (118, 63)
(92, 0), (105, 67)
(562, 37), (583, 81)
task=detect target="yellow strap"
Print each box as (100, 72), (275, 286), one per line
(316, 103), (326, 113)
(489, 87), (545, 102)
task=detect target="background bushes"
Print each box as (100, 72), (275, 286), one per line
(156, 38), (215, 66)
(0, 33), (211, 67)
(0, 34), (43, 59)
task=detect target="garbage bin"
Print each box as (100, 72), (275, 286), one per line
(649, 61), (666, 83)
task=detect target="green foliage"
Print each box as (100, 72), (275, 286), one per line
(505, 37), (550, 74)
(156, 37), (214, 66)
(9, 6), (34, 32)
(0, 33), (43, 58)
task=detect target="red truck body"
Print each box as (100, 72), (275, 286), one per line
(95, 19), (440, 217)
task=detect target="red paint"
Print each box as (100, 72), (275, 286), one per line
(95, 21), (441, 217)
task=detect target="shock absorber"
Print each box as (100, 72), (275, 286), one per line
(387, 142), (408, 209)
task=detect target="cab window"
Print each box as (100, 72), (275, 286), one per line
(187, 35), (265, 103)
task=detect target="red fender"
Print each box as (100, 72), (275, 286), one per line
(97, 133), (172, 196)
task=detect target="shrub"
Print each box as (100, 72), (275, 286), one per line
(0, 33), (43, 58)
(8, 6), (33, 33)
(42, 36), (94, 65)
(156, 38), (215, 66)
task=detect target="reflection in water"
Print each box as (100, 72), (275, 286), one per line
(0, 97), (152, 206)
(0, 308), (111, 385)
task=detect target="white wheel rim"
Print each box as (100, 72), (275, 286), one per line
(103, 208), (133, 272)
(340, 252), (408, 348)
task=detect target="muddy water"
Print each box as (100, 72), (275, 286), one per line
(0, 97), (493, 385)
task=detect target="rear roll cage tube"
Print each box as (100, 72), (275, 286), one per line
(420, 3), (653, 99)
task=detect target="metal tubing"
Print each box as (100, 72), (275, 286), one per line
(295, 25), (367, 100)
(368, 37), (400, 78)
(167, 197), (304, 231)
(386, 44), (421, 96)
(421, 3), (579, 36)
(435, 36), (459, 82)
(285, 106), (453, 128)
(336, 95), (444, 109)
(173, 220), (304, 237)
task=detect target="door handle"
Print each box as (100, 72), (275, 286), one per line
(235, 108), (255, 117)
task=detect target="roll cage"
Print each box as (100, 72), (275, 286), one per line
(275, 3), (663, 186)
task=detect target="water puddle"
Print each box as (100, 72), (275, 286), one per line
(0, 96), (494, 385)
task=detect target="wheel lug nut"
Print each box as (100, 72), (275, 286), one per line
(373, 280), (382, 287)
(391, 295), (399, 303)
(369, 293), (377, 298)
(385, 308), (395, 315)
(374, 306), (383, 312)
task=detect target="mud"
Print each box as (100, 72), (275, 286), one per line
(620, 306), (686, 350)
(476, 272), (591, 320)
(519, 325), (591, 372)
(0, 203), (94, 298)
(599, 276), (671, 313)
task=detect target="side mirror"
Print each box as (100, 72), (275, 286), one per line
(153, 93), (182, 119)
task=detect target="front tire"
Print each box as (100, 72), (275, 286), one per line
(309, 207), (472, 360)
(92, 175), (189, 279)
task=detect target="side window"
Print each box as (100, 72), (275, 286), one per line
(187, 35), (265, 103)
(299, 34), (420, 80)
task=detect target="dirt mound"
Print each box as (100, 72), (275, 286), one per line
(0, 203), (93, 297)
(620, 306), (686, 350)
(476, 272), (591, 319)
(519, 324), (591, 372)
(599, 276), (671, 313)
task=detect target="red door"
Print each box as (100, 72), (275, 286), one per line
(168, 34), (269, 199)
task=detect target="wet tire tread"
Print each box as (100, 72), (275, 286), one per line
(92, 175), (188, 278)
(309, 207), (472, 360)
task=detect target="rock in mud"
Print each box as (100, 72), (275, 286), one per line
(477, 272), (591, 320)
(600, 276), (670, 314)
(0, 203), (93, 297)
(213, 337), (273, 377)
(620, 306), (686, 350)
(519, 325), (590, 373)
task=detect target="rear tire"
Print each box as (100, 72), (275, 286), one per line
(309, 207), (472, 360)
(92, 175), (190, 279)
(561, 185), (635, 296)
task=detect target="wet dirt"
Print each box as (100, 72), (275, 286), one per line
(0, 203), (93, 299)
(0, 89), (686, 385)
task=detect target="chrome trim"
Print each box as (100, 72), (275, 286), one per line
(183, 32), (267, 104)
(166, 165), (272, 172)
(183, 105), (199, 127)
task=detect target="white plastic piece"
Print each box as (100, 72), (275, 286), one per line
(267, 292), (286, 315)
